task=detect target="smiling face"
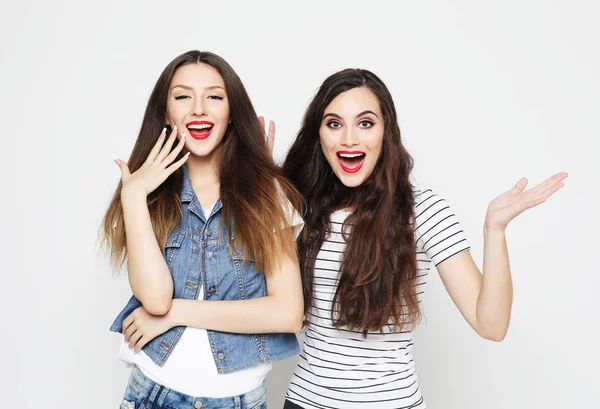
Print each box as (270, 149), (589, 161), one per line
(319, 87), (384, 188)
(165, 63), (230, 158)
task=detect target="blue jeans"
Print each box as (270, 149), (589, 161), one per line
(120, 366), (268, 409)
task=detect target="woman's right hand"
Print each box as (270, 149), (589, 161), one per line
(258, 116), (275, 156)
(114, 126), (190, 198)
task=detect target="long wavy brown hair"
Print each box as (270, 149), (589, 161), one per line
(101, 50), (301, 273)
(282, 69), (420, 334)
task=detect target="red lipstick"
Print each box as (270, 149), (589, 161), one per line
(186, 120), (214, 140)
(336, 150), (366, 174)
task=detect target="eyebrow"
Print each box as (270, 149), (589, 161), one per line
(171, 85), (225, 91)
(322, 110), (379, 120)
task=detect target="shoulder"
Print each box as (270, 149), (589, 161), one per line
(413, 188), (436, 207)
(273, 178), (304, 236)
(411, 187), (469, 257)
(412, 187), (455, 231)
(412, 188), (447, 215)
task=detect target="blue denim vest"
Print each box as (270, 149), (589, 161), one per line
(110, 168), (300, 374)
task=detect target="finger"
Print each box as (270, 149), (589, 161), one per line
(165, 152), (191, 175)
(524, 196), (547, 210)
(124, 323), (137, 342)
(539, 181), (565, 200)
(512, 177), (528, 192)
(134, 336), (148, 353)
(267, 120), (275, 154)
(532, 172), (568, 193)
(113, 158), (131, 178)
(258, 116), (265, 130)
(129, 329), (143, 349)
(122, 315), (133, 332)
(143, 127), (168, 166)
(161, 133), (187, 167)
(155, 126), (179, 163)
(501, 177), (528, 200)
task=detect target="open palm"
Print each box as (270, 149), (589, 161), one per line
(485, 172), (568, 230)
(114, 127), (189, 197)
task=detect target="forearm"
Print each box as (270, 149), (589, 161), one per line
(476, 227), (513, 340)
(167, 296), (303, 334)
(122, 188), (174, 314)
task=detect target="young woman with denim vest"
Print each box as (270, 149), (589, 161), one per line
(102, 51), (304, 409)
(277, 69), (567, 408)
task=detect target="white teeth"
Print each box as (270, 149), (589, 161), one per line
(188, 124), (212, 130)
(338, 153), (364, 158)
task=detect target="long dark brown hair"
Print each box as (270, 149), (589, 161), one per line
(102, 50), (300, 273)
(282, 69), (420, 334)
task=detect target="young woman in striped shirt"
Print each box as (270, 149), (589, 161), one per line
(278, 68), (567, 409)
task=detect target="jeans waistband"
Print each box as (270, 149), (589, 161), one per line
(128, 365), (267, 409)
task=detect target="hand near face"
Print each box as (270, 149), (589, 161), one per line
(258, 116), (275, 156)
(114, 127), (190, 198)
(485, 172), (568, 231)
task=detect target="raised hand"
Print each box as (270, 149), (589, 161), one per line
(258, 116), (276, 156)
(485, 172), (568, 230)
(114, 127), (190, 197)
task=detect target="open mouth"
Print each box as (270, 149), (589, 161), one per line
(336, 151), (366, 173)
(186, 121), (214, 140)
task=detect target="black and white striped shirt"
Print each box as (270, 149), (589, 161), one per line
(286, 189), (470, 409)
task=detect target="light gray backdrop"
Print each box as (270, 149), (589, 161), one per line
(2, 1), (598, 408)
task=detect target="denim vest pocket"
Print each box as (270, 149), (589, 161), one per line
(164, 229), (185, 266)
(230, 242), (255, 262)
(229, 245), (267, 301)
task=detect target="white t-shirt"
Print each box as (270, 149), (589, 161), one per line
(120, 197), (304, 397)
(285, 189), (470, 409)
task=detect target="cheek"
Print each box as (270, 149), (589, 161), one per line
(367, 133), (384, 155)
(319, 129), (336, 153)
(166, 104), (185, 123)
(215, 103), (230, 123)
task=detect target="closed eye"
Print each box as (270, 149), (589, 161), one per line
(208, 95), (224, 100)
(174, 95), (190, 100)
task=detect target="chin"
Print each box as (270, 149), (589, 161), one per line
(335, 173), (366, 188)
(187, 147), (215, 158)
(187, 140), (222, 156)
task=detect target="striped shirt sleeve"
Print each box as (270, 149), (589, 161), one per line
(413, 189), (470, 265)
(275, 180), (304, 239)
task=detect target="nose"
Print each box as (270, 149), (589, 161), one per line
(192, 97), (207, 116)
(340, 127), (360, 148)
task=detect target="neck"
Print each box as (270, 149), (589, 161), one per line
(186, 150), (220, 187)
(185, 149), (221, 208)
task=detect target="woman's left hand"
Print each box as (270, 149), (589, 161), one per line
(485, 172), (568, 231)
(122, 307), (174, 352)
